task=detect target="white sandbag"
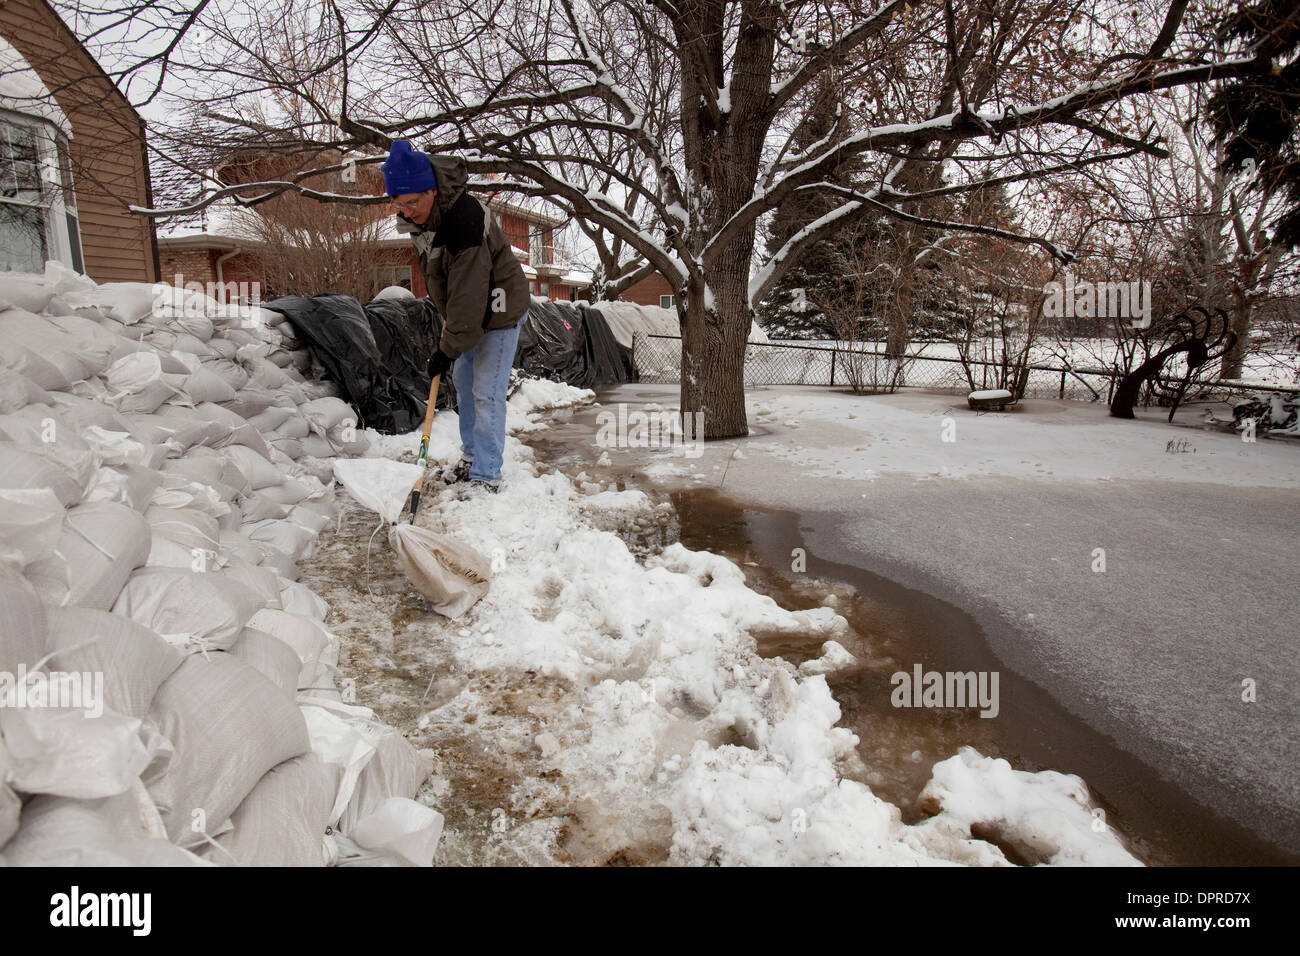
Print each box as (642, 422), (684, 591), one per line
(202, 357), (250, 391)
(151, 473), (234, 517)
(390, 523), (492, 619)
(221, 444), (283, 491)
(190, 402), (272, 459)
(0, 441), (83, 506)
(228, 628), (300, 695)
(61, 281), (161, 324)
(0, 487), (64, 568)
(218, 528), (264, 566)
(300, 397), (356, 434)
(83, 464), (162, 513)
(222, 384), (278, 419)
(325, 427), (369, 457)
(145, 505), (221, 555)
(217, 499), (243, 532)
(0, 567), (46, 674)
(248, 405), (297, 433)
(202, 754), (340, 866)
(287, 504), (332, 534)
(44, 607), (185, 718)
(1, 682), (150, 798)
(146, 534), (201, 570)
(257, 475), (317, 505)
(103, 353), (186, 415)
(246, 608), (333, 688)
(205, 337), (237, 359)
(183, 367), (238, 404)
(273, 414), (311, 440)
(299, 705), (377, 825)
(348, 797), (444, 867)
(219, 563), (283, 609)
(0, 368), (51, 413)
(82, 425), (165, 469)
(243, 517), (317, 561)
(146, 653), (311, 847)
(46, 313), (147, 366)
(0, 404), (88, 451)
(2, 792), (207, 866)
(0, 271), (54, 312)
(51, 392), (146, 437)
(298, 434), (335, 459)
(25, 502), (151, 610)
(279, 579), (328, 620)
(339, 728), (433, 834)
(112, 567), (265, 652)
(238, 492), (290, 521)
(0, 309), (94, 389)
(255, 546), (301, 582)
(171, 331), (214, 355)
(266, 435), (305, 461)
(333, 458), (423, 524)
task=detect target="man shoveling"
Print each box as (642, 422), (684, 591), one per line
(383, 139), (531, 497)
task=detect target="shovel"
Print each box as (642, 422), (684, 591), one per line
(334, 375), (491, 619)
(390, 372), (492, 618)
(404, 373), (441, 524)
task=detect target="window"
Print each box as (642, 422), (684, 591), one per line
(659, 294), (674, 309)
(0, 114), (82, 275)
(373, 264), (411, 289)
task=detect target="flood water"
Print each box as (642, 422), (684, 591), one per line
(526, 396), (1295, 867)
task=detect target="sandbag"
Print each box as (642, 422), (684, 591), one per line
(236, 494), (289, 526)
(60, 281), (161, 324)
(390, 523), (491, 619)
(220, 563), (283, 609)
(112, 567), (265, 652)
(246, 608), (335, 690)
(184, 367), (238, 404)
(0, 568), (46, 674)
(221, 444), (283, 491)
(0, 486), (64, 569)
(279, 579), (328, 620)
(145, 505), (221, 554)
(228, 628), (300, 696)
(339, 728), (433, 834)
(1, 686), (150, 798)
(25, 502), (151, 610)
(333, 458), (423, 524)
(202, 754), (341, 866)
(44, 607), (185, 718)
(0, 309), (94, 388)
(242, 517), (317, 562)
(84, 464), (163, 513)
(0, 368), (51, 413)
(0, 442), (83, 506)
(347, 797), (444, 867)
(2, 792), (205, 866)
(146, 653), (311, 848)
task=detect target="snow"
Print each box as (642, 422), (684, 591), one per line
(362, 386), (1144, 865)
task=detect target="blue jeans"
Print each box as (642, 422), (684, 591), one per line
(451, 316), (523, 484)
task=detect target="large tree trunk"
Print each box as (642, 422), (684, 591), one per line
(680, 247), (751, 439)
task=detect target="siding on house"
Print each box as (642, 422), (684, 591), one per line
(622, 272), (675, 307)
(1, 0), (157, 282)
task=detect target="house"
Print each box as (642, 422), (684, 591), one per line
(0, 0), (158, 281)
(621, 272), (679, 310)
(157, 151), (591, 303)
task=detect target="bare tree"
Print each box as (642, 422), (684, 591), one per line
(68, 0), (1268, 437)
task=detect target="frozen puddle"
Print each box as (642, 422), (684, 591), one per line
(302, 390), (1140, 866)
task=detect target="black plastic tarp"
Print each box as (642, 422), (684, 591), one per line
(515, 300), (633, 388)
(265, 293), (452, 434)
(266, 293), (634, 434)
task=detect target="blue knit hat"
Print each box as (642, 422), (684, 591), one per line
(382, 140), (438, 196)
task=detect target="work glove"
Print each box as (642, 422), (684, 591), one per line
(427, 348), (453, 381)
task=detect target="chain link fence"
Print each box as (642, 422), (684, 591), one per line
(632, 333), (1296, 405)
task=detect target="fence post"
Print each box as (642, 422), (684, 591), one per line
(830, 349), (836, 387)
(1059, 368), (1066, 400)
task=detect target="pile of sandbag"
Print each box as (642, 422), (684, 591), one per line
(0, 262), (442, 866)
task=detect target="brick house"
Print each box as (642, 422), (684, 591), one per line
(1, 0), (158, 281)
(621, 272), (679, 310)
(157, 152), (590, 303)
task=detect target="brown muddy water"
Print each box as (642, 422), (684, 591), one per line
(527, 399), (1294, 868)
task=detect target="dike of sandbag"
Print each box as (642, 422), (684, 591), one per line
(0, 263), (442, 867)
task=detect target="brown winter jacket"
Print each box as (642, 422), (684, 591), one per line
(396, 154), (530, 360)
